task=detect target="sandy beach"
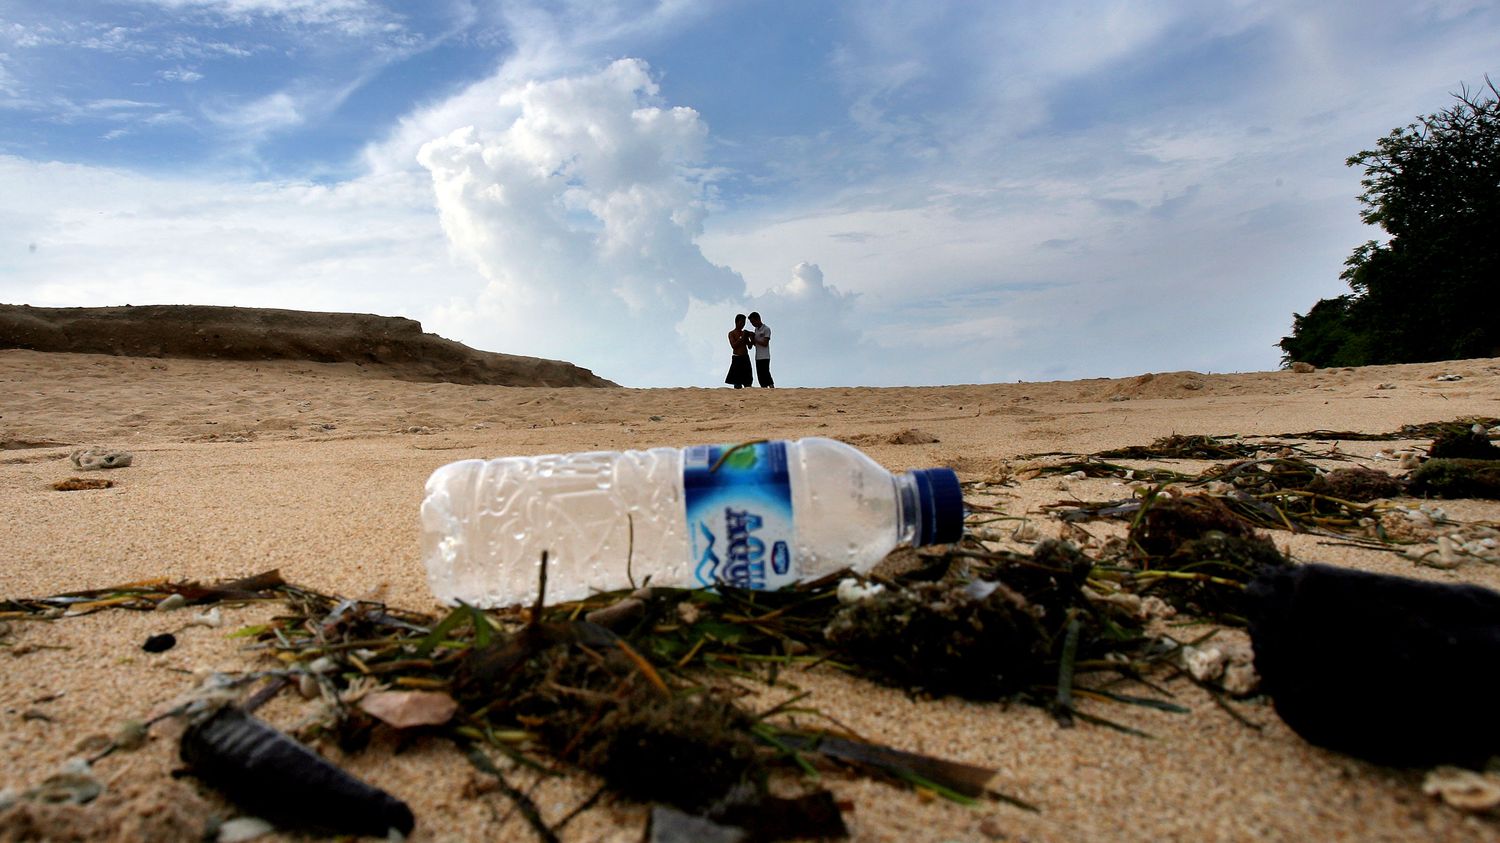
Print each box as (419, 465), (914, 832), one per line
(4, 345), (1500, 842)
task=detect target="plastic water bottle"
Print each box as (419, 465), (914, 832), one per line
(420, 437), (963, 607)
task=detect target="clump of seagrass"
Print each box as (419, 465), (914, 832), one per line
(825, 579), (1049, 698)
(1304, 467), (1405, 503)
(1194, 458), (1393, 535)
(12, 567), (1050, 841)
(1272, 417), (1500, 441)
(1096, 435), (1265, 461)
(457, 621), (766, 815)
(1429, 428), (1500, 461)
(581, 688), (763, 813)
(1123, 493), (1292, 623)
(1202, 457), (1323, 493)
(1409, 459), (1500, 500)
(824, 541), (1115, 699)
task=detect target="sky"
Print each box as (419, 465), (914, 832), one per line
(2, 1), (1496, 388)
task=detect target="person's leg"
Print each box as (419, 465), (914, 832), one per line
(756, 358), (774, 388)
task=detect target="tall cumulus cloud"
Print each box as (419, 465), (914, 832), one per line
(416, 58), (753, 386)
(679, 261), (870, 388)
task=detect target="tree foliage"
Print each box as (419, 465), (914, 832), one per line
(1279, 78), (1500, 367)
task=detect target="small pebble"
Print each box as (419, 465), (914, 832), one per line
(188, 607), (222, 628)
(156, 593), (187, 612)
(27, 760), (102, 805)
(297, 673), (321, 699)
(217, 816), (276, 843)
(113, 719), (148, 751)
(1182, 645), (1227, 682)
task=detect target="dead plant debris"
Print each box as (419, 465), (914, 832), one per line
(7, 417), (1500, 837)
(51, 477), (113, 491)
(1409, 459), (1500, 500)
(1272, 417), (1500, 442)
(1095, 435), (1271, 461)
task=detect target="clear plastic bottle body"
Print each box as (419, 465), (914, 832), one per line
(421, 437), (942, 607)
(788, 437), (916, 575)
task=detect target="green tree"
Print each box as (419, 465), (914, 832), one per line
(1279, 78), (1500, 366)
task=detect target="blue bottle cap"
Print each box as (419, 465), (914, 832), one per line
(911, 468), (964, 546)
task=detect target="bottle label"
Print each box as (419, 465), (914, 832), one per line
(683, 441), (796, 590)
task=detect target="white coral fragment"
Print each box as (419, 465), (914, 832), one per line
(836, 578), (885, 605)
(1423, 767), (1500, 813)
(1182, 645), (1227, 682)
(70, 447), (133, 470)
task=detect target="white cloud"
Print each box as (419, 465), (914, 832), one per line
(0, 155), (470, 326)
(8, 1), (1499, 388)
(205, 90), (303, 136)
(126, 0), (403, 37)
(3, 22), (60, 49)
(0, 53), (17, 96)
(87, 98), (161, 111)
(159, 67), (204, 83)
(363, 0), (712, 175)
(747, 263), (874, 385)
(1, 17), (262, 60)
(678, 262), (878, 387)
(415, 58), (748, 385)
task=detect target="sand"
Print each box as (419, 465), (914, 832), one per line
(3, 346), (1500, 842)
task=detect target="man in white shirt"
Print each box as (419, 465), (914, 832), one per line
(748, 311), (774, 388)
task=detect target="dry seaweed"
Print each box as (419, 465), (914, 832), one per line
(1025, 433), (1330, 465)
(1024, 459), (1194, 483)
(1272, 417), (1500, 441)
(1045, 458), (1401, 541)
(1429, 428), (1500, 461)
(0, 570), (287, 618)
(221, 568), (1011, 836)
(52, 477), (113, 491)
(1409, 459), (1500, 500)
(1304, 467), (1406, 502)
(1117, 493), (1292, 623)
(822, 540), (1165, 735)
(1096, 435), (1273, 461)
(4, 544), (1200, 837)
(824, 578), (1056, 699)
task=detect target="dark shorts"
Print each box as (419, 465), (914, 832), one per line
(755, 358), (774, 388)
(725, 355), (752, 387)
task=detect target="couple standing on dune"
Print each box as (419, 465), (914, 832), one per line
(725, 312), (773, 389)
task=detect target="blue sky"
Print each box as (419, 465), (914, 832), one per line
(2, 1), (1496, 387)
